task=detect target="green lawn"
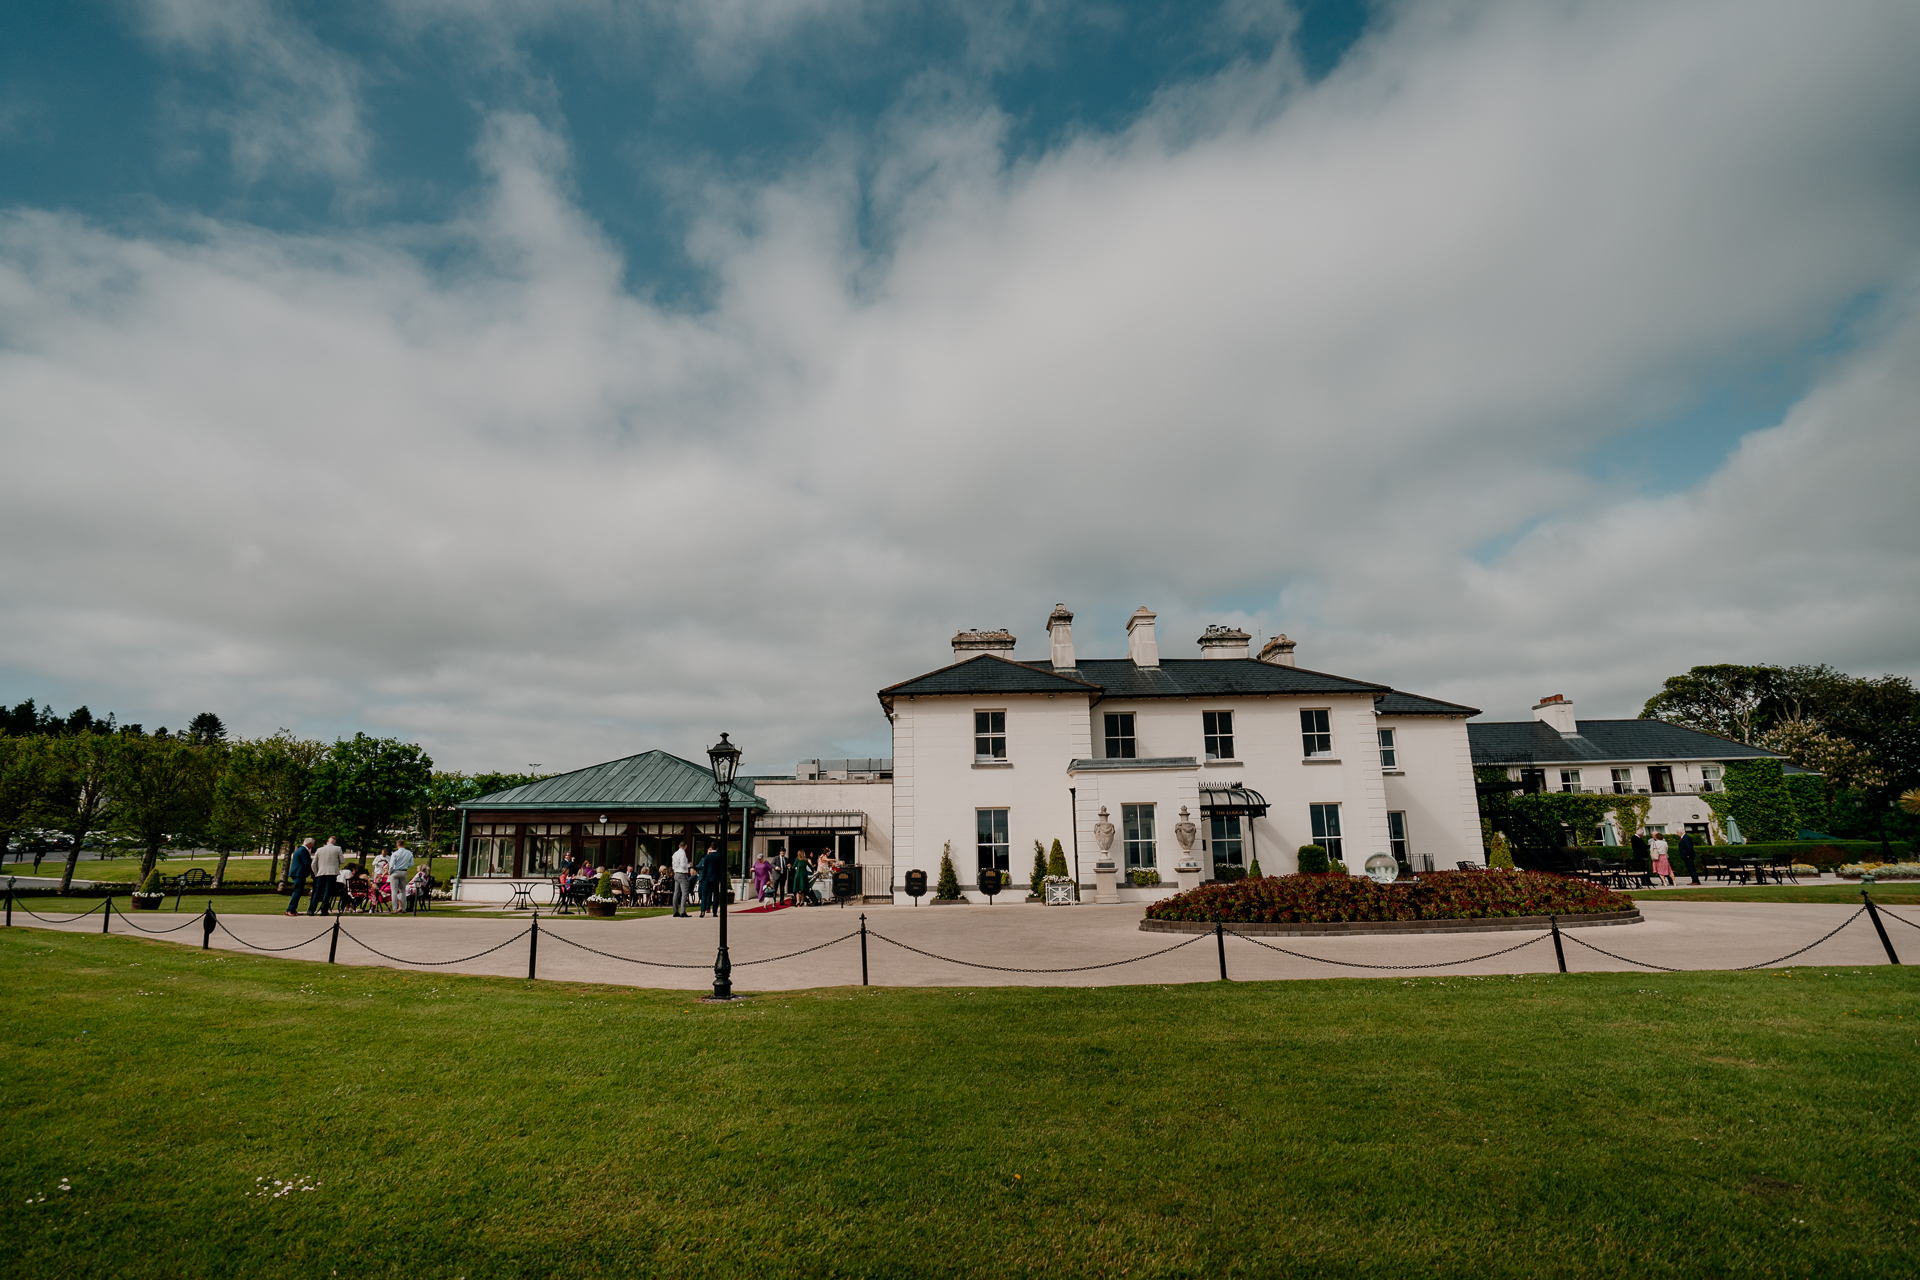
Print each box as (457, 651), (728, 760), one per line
(10, 893), (672, 921)
(2, 931), (1915, 1277)
(1629, 883), (1920, 905)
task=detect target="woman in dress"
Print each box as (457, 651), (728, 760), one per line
(371, 851), (391, 909)
(790, 851), (811, 905)
(751, 852), (772, 904)
(813, 852), (835, 904)
(1650, 836), (1675, 886)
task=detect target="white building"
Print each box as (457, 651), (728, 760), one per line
(1467, 694), (1786, 845)
(748, 759), (894, 901)
(878, 605), (1484, 903)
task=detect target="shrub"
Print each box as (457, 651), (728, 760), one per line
(1248, 857), (1262, 878)
(1146, 869), (1630, 925)
(1712, 840), (1906, 870)
(589, 868), (614, 902)
(1029, 841), (1047, 897)
(1212, 863), (1247, 882)
(936, 842), (961, 900)
(1047, 839), (1069, 879)
(1297, 844), (1329, 874)
(1488, 832), (1515, 870)
(1128, 868), (1161, 887)
(134, 868), (164, 898)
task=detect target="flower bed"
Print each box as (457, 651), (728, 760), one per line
(1837, 862), (1920, 881)
(1145, 870), (1629, 925)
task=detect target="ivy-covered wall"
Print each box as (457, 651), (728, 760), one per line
(1700, 758), (1799, 842)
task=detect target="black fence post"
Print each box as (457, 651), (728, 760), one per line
(202, 905), (216, 950)
(1215, 919), (1228, 981)
(1863, 891), (1902, 966)
(328, 916), (340, 964)
(859, 913), (869, 987)
(528, 912), (539, 981)
(1549, 915), (1567, 973)
(102, 897), (111, 934)
(5, 885), (11, 928)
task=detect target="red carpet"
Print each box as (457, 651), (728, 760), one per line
(736, 901), (791, 914)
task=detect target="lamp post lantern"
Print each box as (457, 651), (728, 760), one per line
(707, 733), (743, 1001)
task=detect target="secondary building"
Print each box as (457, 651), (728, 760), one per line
(1466, 694), (1784, 844)
(877, 604), (1484, 903)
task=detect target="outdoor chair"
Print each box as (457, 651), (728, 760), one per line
(169, 866), (214, 909)
(1771, 854), (1797, 885)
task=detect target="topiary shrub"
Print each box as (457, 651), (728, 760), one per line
(1488, 832), (1515, 869)
(1247, 857), (1262, 878)
(936, 842), (961, 900)
(1029, 840), (1047, 897)
(1047, 839), (1069, 878)
(134, 868), (164, 899)
(1296, 844), (1329, 874)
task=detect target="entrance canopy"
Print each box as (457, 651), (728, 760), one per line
(758, 811), (867, 836)
(1199, 783), (1270, 818)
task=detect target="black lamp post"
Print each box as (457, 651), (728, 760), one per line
(707, 732), (742, 1001)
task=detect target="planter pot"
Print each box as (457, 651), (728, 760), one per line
(585, 901), (617, 918)
(131, 897), (164, 911)
(929, 897), (969, 905)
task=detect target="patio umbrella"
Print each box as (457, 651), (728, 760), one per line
(1724, 814), (1745, 844)
(1601, 821), (1619, 847)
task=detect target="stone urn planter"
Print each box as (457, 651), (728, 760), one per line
(585, 900), (617, 918)
(131, 896), (164, 911)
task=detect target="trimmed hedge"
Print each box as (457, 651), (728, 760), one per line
(1707, 840), (1911, 871)
(1145, 870), (1629, 925)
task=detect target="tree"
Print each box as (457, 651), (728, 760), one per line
(0, 734), (50, 867)
(108, 731), (223, 879)
(218, 732), (325, 886)
(1640, 665), (1780, 743)
(311, 733), (433, 857)
(1029, 839), (1047, 897)
(935, 841), (961, 900)
(187, 713), (228, 745)
(1046, 839), (1069, 879)
(42, 730), (115, 893)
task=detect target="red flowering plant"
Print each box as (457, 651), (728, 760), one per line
(1144, 870), (1628, 925)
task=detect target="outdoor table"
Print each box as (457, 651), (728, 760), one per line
(504, 880), (540, 911)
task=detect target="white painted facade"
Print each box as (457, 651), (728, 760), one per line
(880, 607), (1485, 903)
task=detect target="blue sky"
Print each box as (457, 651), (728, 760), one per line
(2, 1), (1918, 771)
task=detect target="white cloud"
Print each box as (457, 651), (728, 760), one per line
(3, 0), (1919, 770)
(137, 0), (370, 183)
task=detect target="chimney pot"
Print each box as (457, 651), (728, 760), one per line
(1532, 695), (1577, 734)
(1257, 634), (1297, 667)
(1198, 624), (1251, 660)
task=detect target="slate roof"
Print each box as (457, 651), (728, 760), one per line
(1467, 719), (1781, 766)
(877, 653), (1392, 707)
(1375, 691), (1481, 717)
(459, 750), (768, 812)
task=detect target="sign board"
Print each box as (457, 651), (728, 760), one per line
(904, 869), (927, 900)
(978, 869), (1002, 897)
(831, 868), (854, 901)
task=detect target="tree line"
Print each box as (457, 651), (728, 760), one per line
(0, 699), (542, 892)
(1639, 663), (1920, 840)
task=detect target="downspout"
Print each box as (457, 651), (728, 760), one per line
(1069, 786), (1081, 902)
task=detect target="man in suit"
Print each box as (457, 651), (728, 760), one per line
(697, 843), (726, 918)
(1678, 831), (1699, 885)
(283, 838), (316, 916)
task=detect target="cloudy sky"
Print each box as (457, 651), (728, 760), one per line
(3, 0), (1919, 774)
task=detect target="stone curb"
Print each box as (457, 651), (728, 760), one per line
(1138, 908), (1643, 937)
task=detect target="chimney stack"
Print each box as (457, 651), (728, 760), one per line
(1047, 604), (1076, 670)
(1197, 625), (1251, 660)
(1126, 607), (1160, 667)
(951, 628), (1016, 660)
(1256, 634), (1296, 667)
(1532, 694), (1577, 734)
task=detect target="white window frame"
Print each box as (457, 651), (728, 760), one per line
(974, 710), (1006, 761)
(1121, 803), (1156, 869)
(1560, 769), (1581, 793)
(976, 808), (1010, 875)
(1104, 712), (1137, 759)
(1309, 803), (1343, 860)
(1377, 727), (1397, 769)
(1203, 710), (1235, 760)
(1301, 708), (1333, 757)
(1387, 811), (1409, 862)
(1611, 768), (1634, 795)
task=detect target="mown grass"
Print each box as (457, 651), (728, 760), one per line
(1, 929), (1915, 1279)
(1629, 883), (1920, 905)
(9, 894), (672, 921)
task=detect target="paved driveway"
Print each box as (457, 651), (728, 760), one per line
(13, 897), (1911, 989)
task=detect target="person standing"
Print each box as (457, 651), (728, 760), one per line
(387, 841), (416, 913)
(1677, 831), (1699, 885)
(751, 851), (772, 904)
(309, 837), (344, 915)
(670, 841), (693, 918)
(371, 849), (392, 909)
(697, 843), (727, 918)
(284, 838), (317, 916)
(1650, 837), (1675, 886)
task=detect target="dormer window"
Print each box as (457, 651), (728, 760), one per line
(974, 711), (1006, 761)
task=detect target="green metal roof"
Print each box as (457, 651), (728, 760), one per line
(458, 750), (769, 812)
